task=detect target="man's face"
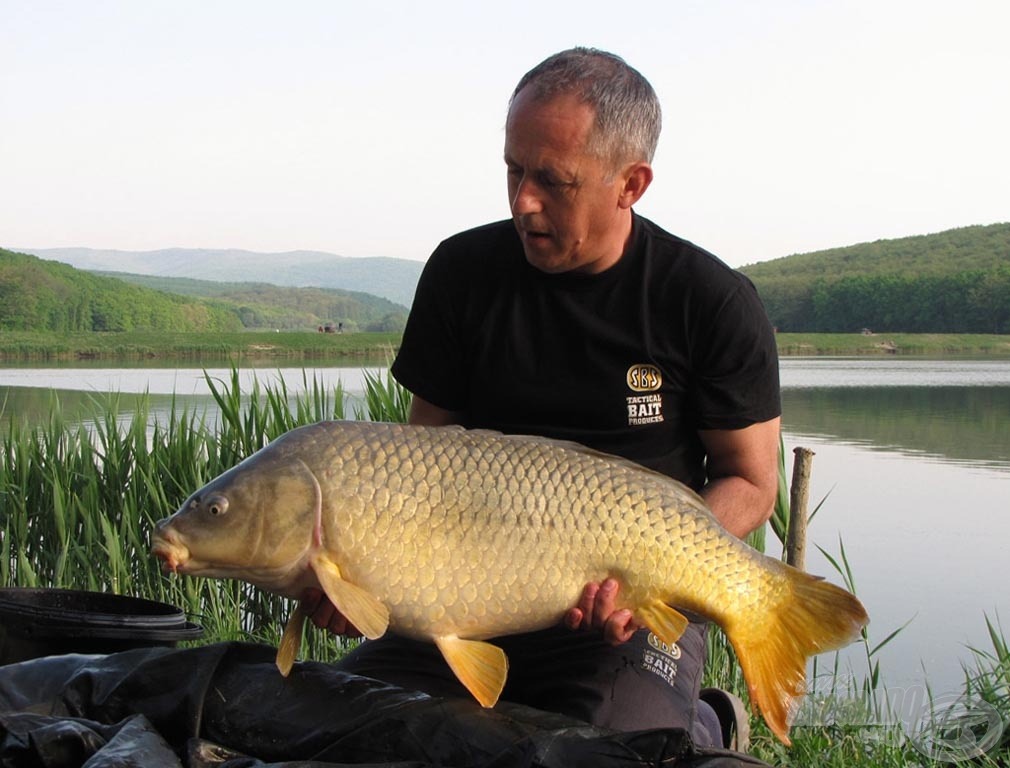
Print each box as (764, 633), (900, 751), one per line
(504, 88), (631, 275)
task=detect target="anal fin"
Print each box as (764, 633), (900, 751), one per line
(636, 599), (690, 645)
(312, 553), (390, 640)
(434, 635), (508, 708)
(276, 602), (307, 676)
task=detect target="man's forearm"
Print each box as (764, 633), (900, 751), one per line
(701, 475), (775, 539)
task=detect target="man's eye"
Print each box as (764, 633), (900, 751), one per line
(539, 172), (576, 190)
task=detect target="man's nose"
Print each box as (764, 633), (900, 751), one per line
(510, 176), (543, 215)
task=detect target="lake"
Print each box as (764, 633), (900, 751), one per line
(777, 361), (1010, 709)
(2, 357), (1008, 701)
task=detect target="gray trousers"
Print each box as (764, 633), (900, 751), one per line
(334, 622), (719, 746)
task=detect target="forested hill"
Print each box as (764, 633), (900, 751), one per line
(739, 223), (1010, 333)
(0, 248), (241, 332)
(21, 246), (423, 308)
(96, 272), (407, 332)
(0, 249), (408, 333)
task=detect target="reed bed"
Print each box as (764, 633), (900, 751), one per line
(1, 369), (1006, 766)
(1, 368), (367, 657)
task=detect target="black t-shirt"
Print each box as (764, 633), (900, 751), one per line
(391, 213), (780, 492)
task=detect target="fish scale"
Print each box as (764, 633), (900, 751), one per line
(152, 419), (868, 745)
(331, 423), (740, 628)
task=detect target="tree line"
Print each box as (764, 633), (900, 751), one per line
(741, 223), (1010, 333)
(756, 266), (1010, 333)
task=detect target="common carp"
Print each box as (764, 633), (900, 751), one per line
(152, 420), (868, 744)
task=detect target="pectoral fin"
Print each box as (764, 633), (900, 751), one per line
(276, 602), (307, 676)
(312, 554), (390, 639)
(434, 635), (508, 708)
(636, 600), (690, 645)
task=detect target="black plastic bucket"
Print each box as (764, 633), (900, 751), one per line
(0, 587), (204, 665)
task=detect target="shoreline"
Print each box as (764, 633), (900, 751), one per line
(1, 330), (1010, 363)
(773, 332), (1010, 357)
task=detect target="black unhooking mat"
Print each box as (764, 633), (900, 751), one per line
(0, 642), (772, 768)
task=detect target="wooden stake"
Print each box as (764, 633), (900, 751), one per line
(786, 447), (815, 570)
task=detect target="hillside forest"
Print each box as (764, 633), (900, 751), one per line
(3, 222), (1009, 335)
(740, 223), (1010, 333)
(0, 249), (407, 334)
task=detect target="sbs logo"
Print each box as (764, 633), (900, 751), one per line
(647, 633), (682, 659)
(626, 364), (662, 392)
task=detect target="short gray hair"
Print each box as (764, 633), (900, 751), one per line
(509, 47), (662, 170)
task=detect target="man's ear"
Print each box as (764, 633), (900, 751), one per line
(617, 162), (653, 209)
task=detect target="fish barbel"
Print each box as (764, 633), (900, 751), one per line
(152, 420), (867, 744)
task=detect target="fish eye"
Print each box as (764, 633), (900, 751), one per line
(206, 495), (229, 517)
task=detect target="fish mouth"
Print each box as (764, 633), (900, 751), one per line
(152, 537), (190, 574)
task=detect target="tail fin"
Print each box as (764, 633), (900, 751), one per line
(724, 566), (869, 745)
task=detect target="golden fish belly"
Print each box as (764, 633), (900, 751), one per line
(301, 422), (766, 641)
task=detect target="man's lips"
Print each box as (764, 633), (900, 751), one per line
(516, 217), (552, 239)
(521, 228), (553, 244)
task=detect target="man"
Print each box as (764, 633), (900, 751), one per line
(306, 47), (781, 746)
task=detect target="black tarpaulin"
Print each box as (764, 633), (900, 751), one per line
(0, 642), (773, 767)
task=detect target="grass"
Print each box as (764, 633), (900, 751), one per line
(0, 369), (391, 661)
(0, 329), (401, 362)
(775, 332), (1010, 356)
(3, 330), (1010, 363)
(2, 369), (1008, 765)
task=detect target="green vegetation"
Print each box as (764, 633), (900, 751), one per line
(29, 245), (423, 308)
(9, 222), (1010, 338)
(95, 271), (408, 332)
(783, 387), (1010, 467)
(775, 332), (1010, 356)
(2, 370), (1008, 765)
(0, 371), (371, 664)
(0, 248), (407, 335)
(0, 330), (401, 362)
(0, 248), (241, 333)
(740, 223), (1010, 333)
(3, 329), (1010, 363)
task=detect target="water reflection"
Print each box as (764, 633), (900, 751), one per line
(782, 386), (1010, 470)
(0, 365), (384, 397)
(781, 432), (1010, 697)
(0, 366), (380, 428)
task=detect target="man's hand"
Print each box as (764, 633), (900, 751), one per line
(301, 588), (363, 638)
(564, 578), (639, 646)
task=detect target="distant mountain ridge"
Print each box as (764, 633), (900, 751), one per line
(19, 247), (424, 308)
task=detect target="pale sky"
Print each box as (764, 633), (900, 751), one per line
(2, 0), (1008, 269)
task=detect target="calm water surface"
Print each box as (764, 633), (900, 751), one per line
(778, 359), (1010, 699)
(2, 358), (1008, 696)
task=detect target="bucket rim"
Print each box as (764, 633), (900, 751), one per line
(0, 587), (196, 632)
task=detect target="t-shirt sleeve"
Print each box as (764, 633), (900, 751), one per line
(689, 278), (781, 430)
(390, 245), (469, 412)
